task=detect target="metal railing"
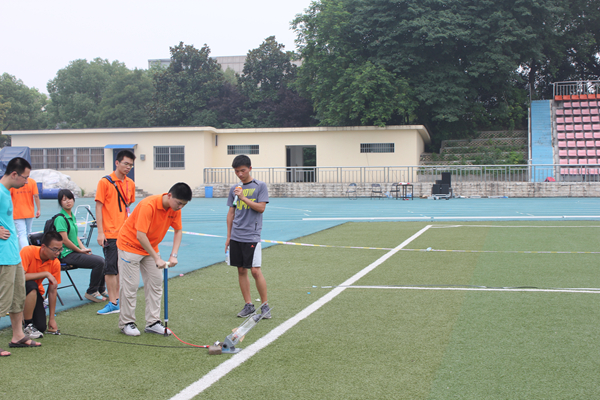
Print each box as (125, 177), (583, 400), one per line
(204, 165), (600, 184)
(554, 80), (600, 97)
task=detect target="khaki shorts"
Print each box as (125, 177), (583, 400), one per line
(0, 263), (26, 315)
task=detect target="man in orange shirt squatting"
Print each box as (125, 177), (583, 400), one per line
(21, 231), (63, 339)
(0, 157), (41, 356)
(117, 182), (192, 336)
(95, 150), (136, 315)
(10, 175), (41, 248)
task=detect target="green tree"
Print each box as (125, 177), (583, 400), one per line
(293, 0), (600, 144)
(0, 73), (47, 131)
(149, 42), (225, 126)
(239, 36), (314, 127)
(47, 58), (129, 128)
(98, 68), (154, 128)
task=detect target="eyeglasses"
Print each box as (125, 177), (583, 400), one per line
(17, 173), (29, 180)
(120, 162), (134, 168)
(48, 246), (62, 253)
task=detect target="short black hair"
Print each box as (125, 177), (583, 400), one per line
(232, 155), (251, 169)
(4, 157), (31, 176)
(57, 188), (74, 206)
(169, 182), (192, 201)
(116, 150), (136, 162)
(41, 231), (63, 247)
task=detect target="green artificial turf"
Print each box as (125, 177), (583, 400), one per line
(2, 221), (599, 399)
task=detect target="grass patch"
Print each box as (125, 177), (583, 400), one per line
(2, 221), (599, 399)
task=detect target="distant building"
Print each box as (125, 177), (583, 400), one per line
(149, 56), (302, 75)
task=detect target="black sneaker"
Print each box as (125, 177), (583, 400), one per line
(237, 303), (255, 317)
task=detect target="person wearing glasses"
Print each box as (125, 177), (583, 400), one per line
(20, 231), (64, 339)
(95, 150), (136, 315)
(0, 157), (41, 355)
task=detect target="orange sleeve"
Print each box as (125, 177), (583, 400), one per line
(20, 247), (34, 273)
(95, 177), (109, 203)
(51, 259), (61, 285)
(32, 179), (39, 195)
(125, 177), (136, 204)
(171, 212), (183, 230)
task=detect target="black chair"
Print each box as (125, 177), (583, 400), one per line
(370, 183), (384, 199)
(28, 232), (83, 306)
(389, 183), (400, 199)
(347, 183), (358, 199)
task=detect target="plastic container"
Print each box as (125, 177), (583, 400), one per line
(40, 188), (60, 199)
(205, 186), (213, 198)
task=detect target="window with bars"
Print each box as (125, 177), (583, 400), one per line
(227, 145), (259, 155)
(154, 146), (185, 169)
(360, 143), (395, 153)
(30, 148), (104, 170)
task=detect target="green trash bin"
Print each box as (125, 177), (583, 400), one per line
(205, 186), (213, 198)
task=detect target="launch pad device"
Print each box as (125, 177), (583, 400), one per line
(209, 303), (271, 355)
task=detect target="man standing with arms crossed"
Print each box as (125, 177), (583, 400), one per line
(0, 157), (42, 356)
(117, 182), (192, 336)
(226, 155), (271, 319)
(95, 150), (136, 315)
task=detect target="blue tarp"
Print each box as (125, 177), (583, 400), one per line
(0, 146), (30, 175)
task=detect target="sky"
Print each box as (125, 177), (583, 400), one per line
(1, 0), (314, 94)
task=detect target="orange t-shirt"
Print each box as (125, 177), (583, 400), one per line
(95, 172), (135, 239)
(10, 178), (39, 219)
(117, 194), (182, 256)
(20, 245), (61, 296)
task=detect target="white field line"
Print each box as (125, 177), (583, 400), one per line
(303, 216), (600, 221)
(170, 225), (433, 400)
(341, 286), (600, 294)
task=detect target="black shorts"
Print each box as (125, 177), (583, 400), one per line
(229, 239), (262, 269)
(103, 239), (119, 275)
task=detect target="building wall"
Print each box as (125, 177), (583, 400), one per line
(7, 125), (430, 195)
(213, 125), (428, 168)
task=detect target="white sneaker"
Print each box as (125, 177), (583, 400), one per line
(24, 323), (44, 339)
(144, 321), (172, 335)
(121, 323), (140, 336)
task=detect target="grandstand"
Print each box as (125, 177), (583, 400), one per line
(552, 80), (600, 179)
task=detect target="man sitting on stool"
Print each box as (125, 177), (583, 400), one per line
(20, 231), (63, 338)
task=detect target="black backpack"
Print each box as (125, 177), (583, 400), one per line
(29, 213), (71, 246)
(43, 213), (71, 236)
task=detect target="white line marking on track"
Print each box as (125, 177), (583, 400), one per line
(170, 225), (433, 400)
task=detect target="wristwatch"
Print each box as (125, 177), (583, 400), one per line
(170, 253), (178, 258)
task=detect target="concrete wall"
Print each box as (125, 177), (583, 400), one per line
(196, 182), (600, 198)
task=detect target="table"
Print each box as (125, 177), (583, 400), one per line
(393, 183), (413, 200)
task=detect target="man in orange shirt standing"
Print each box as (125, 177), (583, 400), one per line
(10, 176), (41, 248)
(95, 150), (136, 315)
(21, 231), (63, 339)
(117, 182), (192, 336)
